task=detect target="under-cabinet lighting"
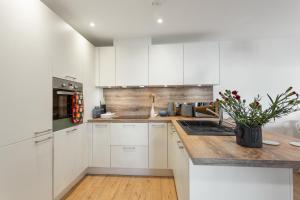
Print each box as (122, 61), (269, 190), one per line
(157, 18), (163, 24)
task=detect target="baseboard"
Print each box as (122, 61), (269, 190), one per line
(88, 167), (174, 177)
(54, 168), (88, 200)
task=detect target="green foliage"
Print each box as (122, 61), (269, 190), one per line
(218, 87), (300, 127)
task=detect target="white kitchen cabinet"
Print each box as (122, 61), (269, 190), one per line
(149, 123), (168, 169)
(54, 125), (87, 198)
(149, 44), (184, 86)
(184, 42), (220, 85)
(92, 123), (111, 167)
(0, 134), (53, 200)
(52, 21), (84, 82)
(168, 123), (177, 169)
(97, 47), (116, 87)
(111, 146), (148, 168)
(116, 44), (148, 86)
(0, 0), (52, 147)
(169, 125), (190, 200)
(111, 123), (148, 146)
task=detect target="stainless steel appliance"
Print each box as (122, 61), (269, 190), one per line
(53, 77), (83, 131)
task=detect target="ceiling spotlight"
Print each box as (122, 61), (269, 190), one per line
(89, 22), (95, 27)
(157, 18), (163, 24)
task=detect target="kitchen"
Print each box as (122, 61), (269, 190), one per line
(1, 0), (300, 200)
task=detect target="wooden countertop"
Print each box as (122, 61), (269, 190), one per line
(88, 117), (300, 168)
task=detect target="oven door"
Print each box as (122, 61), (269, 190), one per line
(53, 89), (75, 132)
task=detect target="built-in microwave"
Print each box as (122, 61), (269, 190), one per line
(53, 77), (83, 132)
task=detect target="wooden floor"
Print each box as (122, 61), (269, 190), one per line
(295, 170), (300, 200)
(64, 175), (178, 200)
(64, 172), (300, 200)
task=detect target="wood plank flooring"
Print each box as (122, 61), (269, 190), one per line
(63, 175), (178, 200)
(295, 170), (300, 200)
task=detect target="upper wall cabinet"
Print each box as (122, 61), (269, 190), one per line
(96, 47), (116, 87)
(52, 23), (84, 82)
(149, 44), (184, 86)
(184, 42), (220, 85)
(116, 44), (148, 86)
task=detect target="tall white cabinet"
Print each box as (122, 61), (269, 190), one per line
(116, 44), (149, 86)
(184, 42), (220, 85)
(97, 47), (116, 87)
(0, 0), (52, 147)
(0, 134), (53, 200)
(149, 44), (184, 85)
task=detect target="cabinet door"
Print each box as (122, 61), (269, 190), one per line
(149, 44), (184, 85)
(54, 126), (82, 197)
(149, 123), (168, 169)
(111, 123), (148, 146)
(168, 123), (177, 169)
(111, 146), (148, 168)
(184, 42), (219, 85)
(76, 124), (89, 173)
(0, 0), (52, 147)
(92, 123), (111, 167)
(0, 134), (53, 200)
(116, 44), (148, 86)
(52, 17), (84, 82)
(97, 47), (116, 87)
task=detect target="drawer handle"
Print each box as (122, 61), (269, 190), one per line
(35, 136), (53, 144)
(66, 128), (78, 134)
(34, 129), (52, 136)
(123, 146), (136, 152)
(151, 124), (165, 128)
(177, 141), (184, 149)
(123, 124), (136, 127)
(95, 124), (108, 128)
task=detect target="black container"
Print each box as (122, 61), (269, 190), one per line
(234, 124), (263, 148)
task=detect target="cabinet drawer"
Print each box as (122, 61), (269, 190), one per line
(111, 146), (148, 168)
(111, 123), (148, 145)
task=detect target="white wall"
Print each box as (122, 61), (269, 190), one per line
(214, 37), (300, 137)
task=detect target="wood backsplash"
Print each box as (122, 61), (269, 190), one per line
(103, 86), (213, 116)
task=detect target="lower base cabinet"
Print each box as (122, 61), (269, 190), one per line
(111, 146), (148, 168)
(54, 124), (88, 198)
(0, 134), (53, 200)
(168, 123), (190, 200)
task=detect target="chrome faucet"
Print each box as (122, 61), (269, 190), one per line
(206, 107), (223, 126)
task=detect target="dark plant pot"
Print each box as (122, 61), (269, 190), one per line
(234, 124), (263, 148)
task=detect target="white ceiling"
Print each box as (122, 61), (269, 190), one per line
(42, 0), (300, 46)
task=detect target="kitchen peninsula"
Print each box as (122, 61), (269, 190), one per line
(89, 116), (300, 200)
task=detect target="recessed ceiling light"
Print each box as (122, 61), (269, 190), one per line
(89, 22), (95, 27)
(157, 18), (163, 24)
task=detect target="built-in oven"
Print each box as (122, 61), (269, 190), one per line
(53, 77), (83, 132)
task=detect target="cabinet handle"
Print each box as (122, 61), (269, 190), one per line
(123, 146), (136, 151)
(95, 124), (108, 128)
(65, 75), (76, 80)
(34, 129), (52, 136)
(66, 128), (78, 134)
(35, 136), (53, 144)
(123, 124), (136, 128)
(177, 140), (184, 149)
(151, 124), (165, 128)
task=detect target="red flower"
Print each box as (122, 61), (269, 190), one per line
(232, 90), (238, 96)
(255, 101), (260, 107)
(234, 95), (241, 101)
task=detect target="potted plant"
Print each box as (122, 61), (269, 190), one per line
(218, 87), (300, 148)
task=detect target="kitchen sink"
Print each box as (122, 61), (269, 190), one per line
(177, 120), (235, 136)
